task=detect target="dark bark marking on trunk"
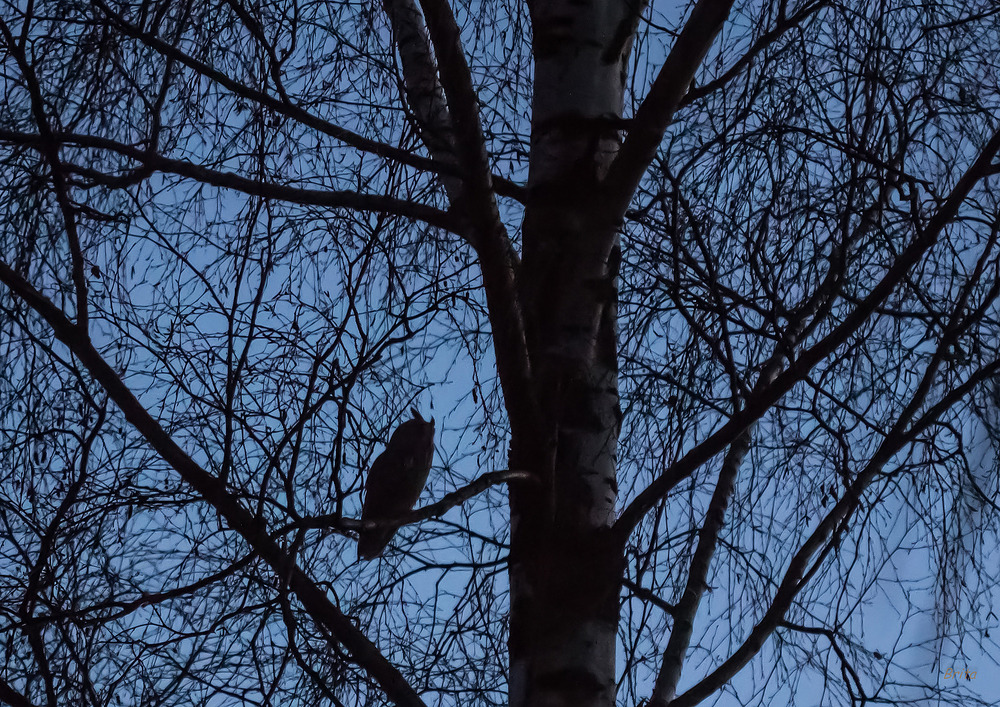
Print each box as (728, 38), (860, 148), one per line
(602, 0), (646, 63)
(536, 667), (607, 699)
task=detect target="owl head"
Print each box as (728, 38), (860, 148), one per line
(388, 407), (434, 444)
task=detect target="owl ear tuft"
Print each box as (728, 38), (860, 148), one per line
(410, 407), (424, 422)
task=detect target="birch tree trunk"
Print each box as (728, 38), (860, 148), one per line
(508, 1), (634, 704)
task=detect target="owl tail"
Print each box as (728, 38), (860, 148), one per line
(357, 527), (395, 560)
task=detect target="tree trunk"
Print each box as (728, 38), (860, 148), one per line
(508, 1), (633, 705)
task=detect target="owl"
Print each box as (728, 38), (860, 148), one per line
(358, 408), (435, 559)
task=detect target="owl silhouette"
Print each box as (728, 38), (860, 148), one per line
(358, 408), (435, 559)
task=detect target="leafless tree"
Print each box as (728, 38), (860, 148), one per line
(1, 1), (999, 706)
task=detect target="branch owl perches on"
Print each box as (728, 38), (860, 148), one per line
(358, 408), (435, 559)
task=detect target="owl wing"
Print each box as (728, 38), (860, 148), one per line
(358, 448), (420, 559)
(361, 450), (397, 518)
(357, 421), (434, 560)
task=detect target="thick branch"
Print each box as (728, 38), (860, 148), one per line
(415, 0), (537, 435)
(0, 679), (42, 707)
(650, 431), (748, 707)
(0, 262), (427, 707)
(0, 128), (460, 233)
(416, 0), (495, 216)
(382, 0), (457, 184)
(602, 0), (736, 223)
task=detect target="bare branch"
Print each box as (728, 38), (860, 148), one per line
(86, 0), (528, 207)
(89, 0), (444, 179)
(10, 553), (256, 633)
(0, 678), (43, 707)
(680, 2), (830, 109)
(662, 229), (1000, 706)
(616, 125), (1000, 535)
(0, 261), (428, 707)
(0, 128), (461, 233)
(382, 0), (457, 184)
(415, 0), (537, 435)
(665, 359), (1000, 707)
(0, 18), (89, 331)
(622, 578), (676, 616)
(291, 469), (536, 535)
(603, 0), (736, 222)
(650, 306), (820, 704)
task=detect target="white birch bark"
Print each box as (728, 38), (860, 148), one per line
(381, 0), (459, 197)
(508, 1), (634, 705)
